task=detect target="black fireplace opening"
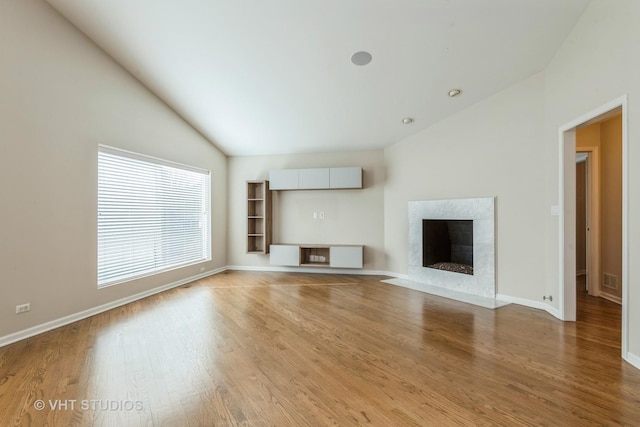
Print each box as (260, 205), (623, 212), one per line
(422, 219), (474, 275)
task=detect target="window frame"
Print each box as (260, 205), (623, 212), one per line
(97, 145), (211, 288)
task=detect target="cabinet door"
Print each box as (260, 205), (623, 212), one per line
(329, 246), (363, 268)
(330, 167), (362, 189)
(270, 245), (300, 266)
(299, 168), (330, 189)
(269, 169), (299, 190)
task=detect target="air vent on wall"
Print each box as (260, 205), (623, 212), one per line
(603, 273), (618, 290)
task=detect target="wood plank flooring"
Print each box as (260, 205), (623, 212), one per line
(0, 271), (638, 426)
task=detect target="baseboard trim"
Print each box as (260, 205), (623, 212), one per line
(496, 293), (562, 319)
(624, 351), (640, 370)
(599, 292), (622, 305)
(0, 266), (228, 348)
(226, 265), (394, 277)
(0, 267), (589, 348)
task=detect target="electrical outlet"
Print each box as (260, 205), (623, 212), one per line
(16, 303), (30, 314)
(550, 205), (560, 216)
(313, 212), (317, 219)
(319, 211), (325, 219)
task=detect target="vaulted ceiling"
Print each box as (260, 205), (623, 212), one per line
(46, 0), (591, 156)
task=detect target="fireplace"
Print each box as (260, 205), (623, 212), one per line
(422, 220), (473, 275)
(408, 198), (495, 298)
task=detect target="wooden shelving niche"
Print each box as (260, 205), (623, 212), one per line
(246, 180), (272, 254)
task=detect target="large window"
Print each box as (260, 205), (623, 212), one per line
(97, 146), (210, 287)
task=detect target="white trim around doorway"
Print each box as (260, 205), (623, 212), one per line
(558, 95), (629, 362)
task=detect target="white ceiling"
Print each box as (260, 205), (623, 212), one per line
(46, 0), (590, 156)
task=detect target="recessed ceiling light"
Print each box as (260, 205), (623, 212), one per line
(402, 118), (414, 124)
(351, 51), (372, 66)
(448, 89), (462, 97)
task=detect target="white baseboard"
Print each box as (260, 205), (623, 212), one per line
(226, 265), (393, 277)
(599, 292), (622, 305)
(624, 351), (640, 370)
(496, 293), (562, 319)
(0, 266), (228, 348)
(0, 267), (597, 351)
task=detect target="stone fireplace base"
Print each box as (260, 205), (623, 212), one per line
(381, 277), (509, 309)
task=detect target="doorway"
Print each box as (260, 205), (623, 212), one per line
(576, 114), (623, 304)
(559, 96), (628, 361)
(575, 152), (591, 291)
(575, 146), (600, 299)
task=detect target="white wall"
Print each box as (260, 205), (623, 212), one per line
(228, 151), (385, 271)
(384, 73), (546, 300)
(542, 0), (640, 359)
(0, 0), (227, 338)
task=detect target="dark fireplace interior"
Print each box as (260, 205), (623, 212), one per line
(422, 219), (474, 275)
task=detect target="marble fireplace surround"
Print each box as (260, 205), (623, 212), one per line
(408, 197), (496, 298)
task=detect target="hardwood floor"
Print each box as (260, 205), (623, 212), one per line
(1, 271), (638, 426)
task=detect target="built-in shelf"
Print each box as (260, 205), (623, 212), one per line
(247, 181), (272, 254)
(300, 246), (330, 266)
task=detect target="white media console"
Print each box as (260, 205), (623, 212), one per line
(270, 244), (363, 269)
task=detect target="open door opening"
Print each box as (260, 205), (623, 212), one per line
(575, 153), (588, 288)
(559, 96), (628, 362)
(575, 147), (600, 299)
(576, 115), (622, 305)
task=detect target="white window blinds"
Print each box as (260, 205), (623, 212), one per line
(98, 146), (211, 287)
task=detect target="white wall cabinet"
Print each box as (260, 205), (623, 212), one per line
(269, 244), (300, 266)
(329, 167), (362, 189)
(270, 244), (363, 269)
(269, 167), (362, 190)
(269, 169), (299, 190)
(329, 246), (363, 268)
(299, 168), (330, 189)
